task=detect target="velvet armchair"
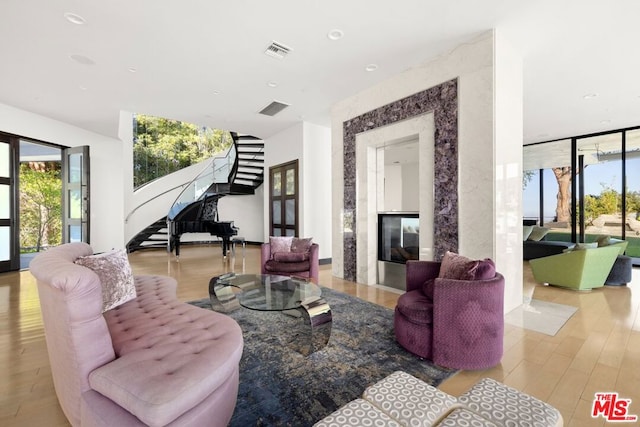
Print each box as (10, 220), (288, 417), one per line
(394, 258), (505, 370)
(261, 242), (319, 283)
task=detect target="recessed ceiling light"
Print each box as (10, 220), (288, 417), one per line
(583, 93), (597, 100)
(327, 29), (344, 40)
(69, 54), (95, 65)
(64, 12), (86, 25)
(267, 81), (278, 88)
(365, 64), (378, 72)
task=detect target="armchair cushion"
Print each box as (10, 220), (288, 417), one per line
(269, 236), (293, 258)
(273, 251), (309, 262)
(291, 237), (313, 253)
(438, 251), (495, 281)
(395, 290), (433, 326)
(527, 225), (550, 241)
(422, 278), (435, 299)
(439, 251), (478, 280)
(264, 259), (311, 273)
(474, 258), (496, 280)
(596, 234), (611, 247)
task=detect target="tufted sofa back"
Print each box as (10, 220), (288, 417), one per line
(30, 242), (117, 426)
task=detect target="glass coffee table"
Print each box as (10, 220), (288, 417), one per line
(208, 273), (332, 356)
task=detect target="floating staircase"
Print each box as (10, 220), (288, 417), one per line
(127, 133), (264, 253)
(208, 134), (264, 195)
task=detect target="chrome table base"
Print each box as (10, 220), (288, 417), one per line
(209, 275), (332, 356)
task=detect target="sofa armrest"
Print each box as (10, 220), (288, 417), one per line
(309, 243), (319, 283)
(405, 261), (440, 292)
(432, 274), (505, 369)
(91, 305), (243, 427)
(261, 243), (271, 275)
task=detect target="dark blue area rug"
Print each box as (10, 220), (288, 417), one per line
(189, 287), (457, 426)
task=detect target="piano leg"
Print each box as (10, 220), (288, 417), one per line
(174, 235), (181, 258)
(221, 237), (230, 258)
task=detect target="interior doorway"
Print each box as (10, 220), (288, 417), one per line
(268, 160), (299, 237)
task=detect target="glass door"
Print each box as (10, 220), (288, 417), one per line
(269, 160), (298, 237)
(62, 146), (90, 243)
(0, 134), (18, 272)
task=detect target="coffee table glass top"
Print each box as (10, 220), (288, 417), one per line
(213, 274), (322, 311)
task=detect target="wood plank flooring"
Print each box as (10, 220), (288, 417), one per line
(1, 244), (638, 426)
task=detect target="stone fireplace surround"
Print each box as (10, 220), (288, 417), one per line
(342, 78), (458, 282)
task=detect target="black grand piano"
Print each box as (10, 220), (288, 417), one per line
(168, 195), (238, 258)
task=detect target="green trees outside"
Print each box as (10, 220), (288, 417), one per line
(134, 114), (233, 188)
(585, 187), (640, 224)
(19, 163), (62, 252)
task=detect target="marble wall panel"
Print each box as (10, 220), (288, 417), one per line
(342, 79), (458, 281)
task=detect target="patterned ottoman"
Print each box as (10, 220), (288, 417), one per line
(457, 377), (563, 427)
(314, 372), (563, 427)
(436, 408), (498, 426)
(362, 371), (458, 426)
(313, 398), (400, 427)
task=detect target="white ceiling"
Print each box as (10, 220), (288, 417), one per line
(1, 1), (639, 144)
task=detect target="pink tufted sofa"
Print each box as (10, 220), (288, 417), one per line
(30, 242), (244, 427)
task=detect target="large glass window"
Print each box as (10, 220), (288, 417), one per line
(133, 114), (233, 188)
(523, 139), (573, 242)
(524, 126), (640, 262)
(576, 133), (623, 243)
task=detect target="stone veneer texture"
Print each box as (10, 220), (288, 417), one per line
(342, 79), (458, 282)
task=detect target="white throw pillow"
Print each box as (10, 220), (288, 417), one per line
(75, 249), (136, 312)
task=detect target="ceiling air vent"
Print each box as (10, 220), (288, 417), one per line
(264, 41), (292, 59)
(259, 100), (290, 116)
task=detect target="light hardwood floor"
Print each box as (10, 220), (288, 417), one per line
(1, 244), (638, 426)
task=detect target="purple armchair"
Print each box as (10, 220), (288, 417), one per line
(261, 242), (319, 283)
(394, 260), (504, 370)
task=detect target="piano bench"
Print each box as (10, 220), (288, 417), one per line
(231, 237), (246, 259)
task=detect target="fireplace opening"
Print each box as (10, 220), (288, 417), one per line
(378, 212), (418, 290)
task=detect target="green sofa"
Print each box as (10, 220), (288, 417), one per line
(529, 240), (628, 291)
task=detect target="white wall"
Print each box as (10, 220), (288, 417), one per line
(302, 122), (332, 261)
(330, 30), (523, 313)
(494, 28), (524, 312)
(263, 122), (304, 241)
(217, 186), (264, 242)
(0, 102), (125, 252)
(263, 121), (332, 260)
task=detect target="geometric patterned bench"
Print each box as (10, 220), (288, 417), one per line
(314, 371), (563, 427)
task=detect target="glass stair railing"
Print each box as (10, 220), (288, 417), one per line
(168, 135), (236, 221)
